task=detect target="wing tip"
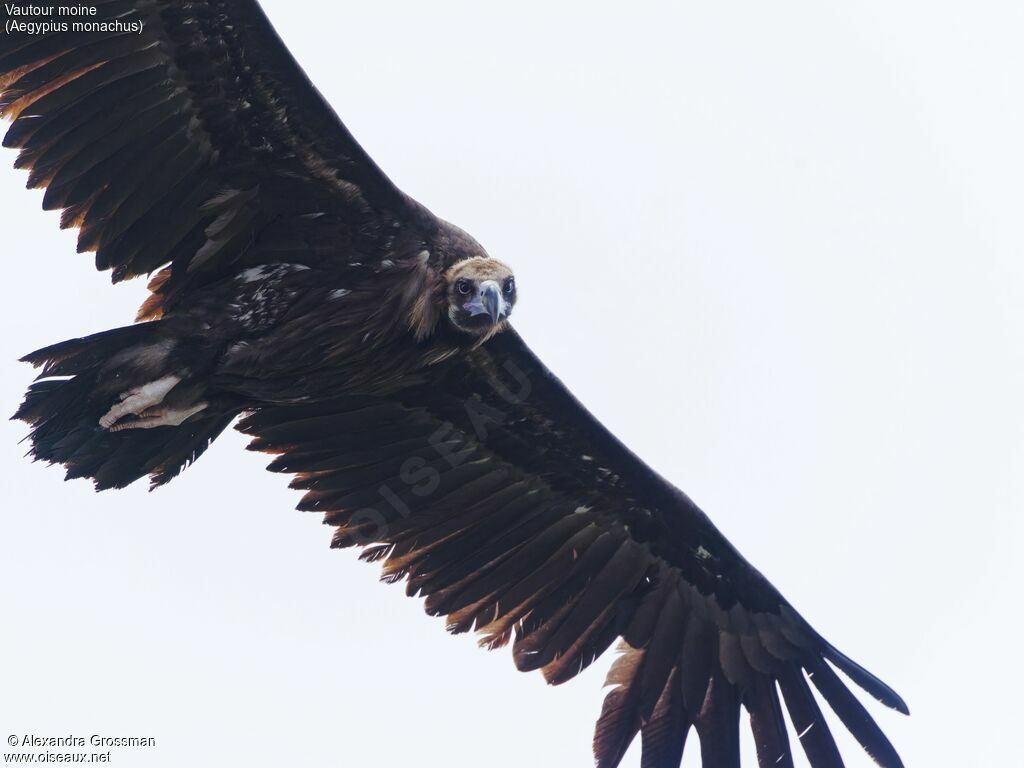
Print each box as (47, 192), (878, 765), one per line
(823, 644), (909, 715)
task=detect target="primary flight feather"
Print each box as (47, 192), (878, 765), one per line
(1, 2), (907, 766)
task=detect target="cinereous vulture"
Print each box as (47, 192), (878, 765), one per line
(1, 2), (906, 766)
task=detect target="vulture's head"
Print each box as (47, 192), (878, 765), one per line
(444, 256), (517, 335)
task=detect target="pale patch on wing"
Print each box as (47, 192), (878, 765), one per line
(237, 263), (310, 283)
(238, 265), (274, 283)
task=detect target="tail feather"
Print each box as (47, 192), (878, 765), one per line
(88, 411), (237, 490)
(20, 322), (158, 377)
(14, 324), (237, 490)
(147, 411), (239, 488)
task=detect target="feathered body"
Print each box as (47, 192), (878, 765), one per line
(17, 223), (493, 487)
(1, 3), (905, 767)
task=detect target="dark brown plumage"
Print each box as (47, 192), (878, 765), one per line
(1, 2), (906, 767)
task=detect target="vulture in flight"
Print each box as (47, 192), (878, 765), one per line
(1, 2), (906, 766)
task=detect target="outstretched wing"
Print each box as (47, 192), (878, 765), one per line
(0, 0), (432, 315)
(238, 329), (907, 768)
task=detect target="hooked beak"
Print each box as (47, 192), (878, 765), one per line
(465, 280), (505, 325)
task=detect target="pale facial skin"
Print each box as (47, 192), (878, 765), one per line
(444, 257), (517, 335)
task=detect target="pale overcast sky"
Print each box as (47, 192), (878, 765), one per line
(1, 2), (1021, 767)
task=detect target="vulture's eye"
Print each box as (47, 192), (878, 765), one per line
(456, 279), (472, 295)
(503, 278), (515, 295)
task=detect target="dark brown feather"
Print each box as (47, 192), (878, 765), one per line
(4, 5), (907, 768)
(230, 327), (906, 768)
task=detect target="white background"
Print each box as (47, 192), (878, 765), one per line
(1, 2), (1021, 766)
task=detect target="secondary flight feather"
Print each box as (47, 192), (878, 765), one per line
(1, 2), (906, 766)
